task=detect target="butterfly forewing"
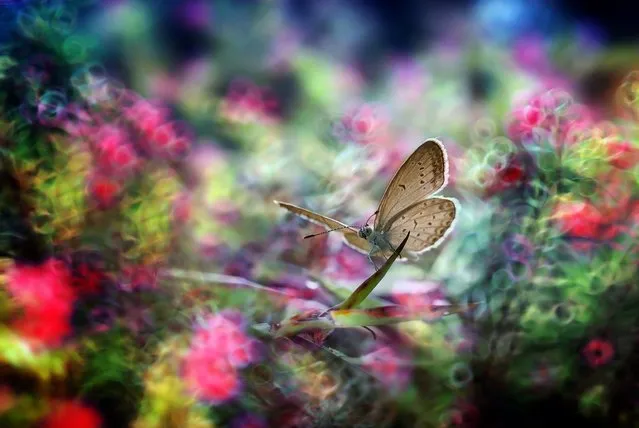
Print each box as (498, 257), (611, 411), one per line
(274, 200), (372, 254)
(385, 197), (457, 253)
(375, 139), (448, 229)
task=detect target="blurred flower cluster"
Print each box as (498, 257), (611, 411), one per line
(1, 0), (639, 427)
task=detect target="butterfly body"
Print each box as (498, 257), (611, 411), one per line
(275, 138), (459, 267)
(356, 224), (400, 264)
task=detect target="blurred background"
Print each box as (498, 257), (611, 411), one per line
(1, 0), (639, 427)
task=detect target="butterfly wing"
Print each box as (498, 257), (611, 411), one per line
(375, 139), (449, 229)
(384, 197), (458, 253)
(274, 200), (372, 255)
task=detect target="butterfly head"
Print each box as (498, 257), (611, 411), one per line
(358, 224), (373, 239)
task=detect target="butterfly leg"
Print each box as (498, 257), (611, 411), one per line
(382, 235), (403, 258)
(368, 252), (379, 270)
(367, 247), (380, 270)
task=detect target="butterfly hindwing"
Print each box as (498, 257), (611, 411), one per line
(384, 197), (458, 253)
(375, 139), (448, 228)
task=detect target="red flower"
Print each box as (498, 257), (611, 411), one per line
(483, 157), (525, 197)
(606, 140), (639, 170)
(12, 308), (72, 348)
(500, 163), (524, 184)
(5, 259), (75, 308)
(583, 338), (615, 367)
(42, 401), (102, 428)
(552, 200), (605, 240)
(72, 263), (105, 295)
(87, 175), (122, 209)
(5, 259), (76, 348)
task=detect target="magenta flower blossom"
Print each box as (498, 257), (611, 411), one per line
(182, 311), (260, 403)
(507, 90), (598, 147)
(506, 102), (548, 142)
(93, 125), (140, 176)
(124, 99), (168, 140)
(338, 103), (390, 145)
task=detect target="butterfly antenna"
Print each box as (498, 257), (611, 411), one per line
(364, 210), (378, 225)
(303, 225), (354, 239)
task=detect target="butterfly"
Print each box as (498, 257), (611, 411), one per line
(274, 138), (459, 267)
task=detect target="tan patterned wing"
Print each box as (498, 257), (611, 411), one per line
(375, 139), (449, 229)
(274, 200), (372, 254)
(384, 197), (458, 253)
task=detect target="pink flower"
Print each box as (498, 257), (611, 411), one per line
(147, 122), (191, 159)
(339, 104), (389, 145)
(360, 345), (411, 392)
(171, 192), (192, 225)
(182, 311), (260, 403)
(507, 103), (547, 142)
(93, 126), (140, 175)
(124, 100), (168, 139)
(42, 401), (102, 428)
(190, 311), (258, 368)
(182, 350), (240, 403)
